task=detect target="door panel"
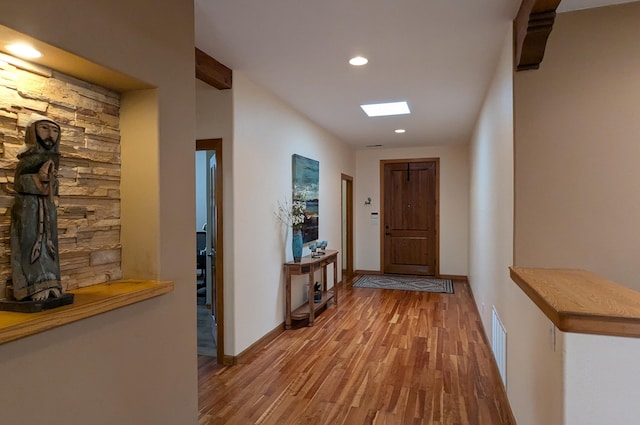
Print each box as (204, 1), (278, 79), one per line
(207, 153), (217, 327)
(383, 160), (437, 275)
(341, 174), (354, 282)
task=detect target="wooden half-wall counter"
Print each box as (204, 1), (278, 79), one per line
(510, 267), (640, 338)
(0, 280), (173, 344)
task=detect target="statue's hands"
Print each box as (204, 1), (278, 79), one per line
(38, 160), (55, 183)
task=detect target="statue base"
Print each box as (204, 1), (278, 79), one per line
(0, 292), (75, 313)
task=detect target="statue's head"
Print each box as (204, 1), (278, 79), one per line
(34, 120), (60, 150)
(19, 118), (61, 158)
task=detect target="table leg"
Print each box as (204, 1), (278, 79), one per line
(322, 262), (328, 293)
(285, 267), (292, 329)
(308, 269), (315, 326)
(333, 257), (338, 305)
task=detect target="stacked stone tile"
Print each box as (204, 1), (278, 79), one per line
(0, 60), (122, 298)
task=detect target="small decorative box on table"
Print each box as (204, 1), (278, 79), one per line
(284, 249), (338, 329)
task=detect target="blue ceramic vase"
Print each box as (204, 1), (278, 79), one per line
(292, 228), (303, 262)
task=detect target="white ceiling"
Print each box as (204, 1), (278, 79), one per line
(195, 0), (634, 149)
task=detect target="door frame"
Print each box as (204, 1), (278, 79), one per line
(196, 138), (224, 363)
(341, 174), (354, 283)
(379, 158), (440, 276)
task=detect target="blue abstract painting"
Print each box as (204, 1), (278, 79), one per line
(292, 154), (319, 243)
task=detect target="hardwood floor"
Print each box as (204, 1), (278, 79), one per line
(198, 279), (516, 425)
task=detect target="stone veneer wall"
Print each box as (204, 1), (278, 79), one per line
(0, 60), (122, 298)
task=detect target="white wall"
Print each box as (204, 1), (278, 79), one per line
(508, 286), (565, 425)
(355, 145), (469, 276)
(230, 72), (354, 355)
(468, 25), (565, 425)
(468, 24), (514, 334)
(0, 1), (197, 424)
(564, 333), (640, 425)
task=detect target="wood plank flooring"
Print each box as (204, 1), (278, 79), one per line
(198, 279), (516, 425)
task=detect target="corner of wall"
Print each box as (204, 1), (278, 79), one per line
(120, 89), (160, 279)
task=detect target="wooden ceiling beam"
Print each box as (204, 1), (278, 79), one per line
(514, 0), (562, 71)
(195, 47), (232, 90)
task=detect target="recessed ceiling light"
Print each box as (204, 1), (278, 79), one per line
(5, 43), (42, 59)
(395, 129), (406, 134)
(349, 56), (368, 66)
(360, 101), (410, 117)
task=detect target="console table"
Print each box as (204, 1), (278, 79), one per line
(284, 249), (338, 329)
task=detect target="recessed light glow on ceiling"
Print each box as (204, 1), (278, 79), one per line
(395, 129), (406, 134)
(5, 43), (42, 59)
(360, 101), (410, 117)
(349, 56), (368, 66)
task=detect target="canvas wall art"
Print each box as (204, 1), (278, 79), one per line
(292, 154), (319, 243)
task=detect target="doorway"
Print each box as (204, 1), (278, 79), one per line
(341, 174), (354, 282)
(196, 138), (224, 362)
(380, 158), (439, 276)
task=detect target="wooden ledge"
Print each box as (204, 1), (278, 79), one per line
(510, 267), (640, 338)
(0, 280), (173, 344)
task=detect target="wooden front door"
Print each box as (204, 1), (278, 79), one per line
(382, 159), (438, 276)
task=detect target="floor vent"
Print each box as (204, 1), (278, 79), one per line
(491, 306), (507, 386)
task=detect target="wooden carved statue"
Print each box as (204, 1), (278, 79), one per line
(10, 119), (63, 302)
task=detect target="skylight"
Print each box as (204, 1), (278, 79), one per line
(360, 101), (410, 117)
